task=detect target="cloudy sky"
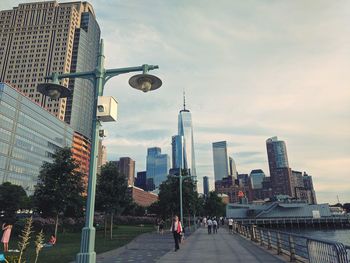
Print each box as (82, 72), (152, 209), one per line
(2, 0), (350, 204)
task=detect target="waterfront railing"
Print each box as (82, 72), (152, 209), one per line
(234, 223), (350, 262)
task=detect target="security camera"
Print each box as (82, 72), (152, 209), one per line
(97, 105), (105, 112)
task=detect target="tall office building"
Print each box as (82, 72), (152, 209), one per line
(146, 147), (170, 189)
(97, 139), (107, 175)
(174, 94), (196, 179)
(212, 141), (229, 182)
(0, 83), (73, 194)
(266, 136), (293, 196)
(203, 176), (209, 197)
(229, 156), (237, 177)
(135, 171), (147, 191)
(171, 135), (184, 170)
(116, 157), (135, 187)
(0, 1), (100, 138)
(0, 1), (101, 187)
(249, 169), (265, 189)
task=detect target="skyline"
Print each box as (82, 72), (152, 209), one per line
(1, 0), (349, 204)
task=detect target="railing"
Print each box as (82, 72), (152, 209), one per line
(234, 223), (350, 262)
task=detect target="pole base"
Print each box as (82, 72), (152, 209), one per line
(76, 252), (96, 263)
(76, 227), (96, 263)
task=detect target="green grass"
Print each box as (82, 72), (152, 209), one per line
(5, 225), (155, 263)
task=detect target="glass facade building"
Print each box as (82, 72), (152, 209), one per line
(212, 141), (229, 182)
(177, 108), (197, 179)
(249, 169), (266, 189)
(0, 83), (73, 194)
(65, 11), (100, 140)
(146, 147), (170, 189)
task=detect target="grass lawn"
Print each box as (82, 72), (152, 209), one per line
(5, 225), (155, 263)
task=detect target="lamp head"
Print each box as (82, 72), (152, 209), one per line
(37, 83), (71, 99)
(128, 74), (162, 93)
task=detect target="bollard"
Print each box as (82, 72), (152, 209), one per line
(260, 229), (264, 246)
(267, 231), (272, 249)
(289, 235), (296, 261)
(276, 232), (282, 255)
(251, 225), (255, 241)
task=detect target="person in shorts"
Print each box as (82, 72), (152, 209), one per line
(228, 218), (233, 233)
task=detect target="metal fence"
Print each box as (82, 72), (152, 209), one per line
(234, 223), (350, 263)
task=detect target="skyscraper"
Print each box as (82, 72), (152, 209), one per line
(135, 171), (147, 191)
(175, 94), (196, 179)
(266, 136), (293, 196)
(0, 1), (100, 138)
(229, 156), (237, 177)
(146, 147), (170, 189)
(116, 157), (135, 187)
(97, 139), (107, 175)
(0, 1), (101, 187)
(203, 176), (209, 197)
(249, 169), (266, 189)
(171, 135), (184, 170)
(212, 141), (229, 182)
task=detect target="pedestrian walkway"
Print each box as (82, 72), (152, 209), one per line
(157, 227), (285, 263)
(96, 231), (174, 263)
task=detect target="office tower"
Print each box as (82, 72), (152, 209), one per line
(135, 171), (147, 191)
(0, 83), (73, 194)
(229, 156), (237, 177)
(97, 140), (107, 175)
(177, 94), (196, 179)
(266, 136), (293, 196)
(171, 135), (184, 170)
(212, 141), (229, 182)
(116, 157), (135, 186)
(0, 1), (100, 139)
(302, 172), (317, 204)
(203, 176), (209, 197)
(0, 1), (101, 187)
(237, 173), (249, 187)
(71, 131), (91, 191)
(146, 147), (170, 189)
(249, 169), (265, 189)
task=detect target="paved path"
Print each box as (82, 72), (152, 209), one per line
(157, 227), (285, 263)
(96, 231), (175, 263)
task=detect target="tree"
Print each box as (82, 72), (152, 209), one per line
(33, 147), (84, 237)
(203, 191), (226, 217)
(157, 171), (200, 222)
(96, 162), (131, 239)
(0, 182), (28, 219)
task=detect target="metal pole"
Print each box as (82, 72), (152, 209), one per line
(76, 39), (105, 263)
(180, 172), (183, 224)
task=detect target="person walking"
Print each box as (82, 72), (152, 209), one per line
(170, 215), (182, 251)
(202, 217), (207, 228)
(228, 218), (234, 234)
(207, 218), (213, 234)
(213, 218), (218, 234)
(159, 219), (164, 235)
(1, 222), (13, 252)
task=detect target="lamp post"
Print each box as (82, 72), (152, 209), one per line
(172, 169), (195, 226)
(37, 39), (162, 263)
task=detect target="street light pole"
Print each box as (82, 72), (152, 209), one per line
(38, 39), (161, 263)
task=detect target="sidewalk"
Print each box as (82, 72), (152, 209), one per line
(157, 227), (285, 263)
(96, 231), (175, 263)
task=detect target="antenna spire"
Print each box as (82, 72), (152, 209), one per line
(183, 90), (186, 110)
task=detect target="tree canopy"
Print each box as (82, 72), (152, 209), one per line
(155, 171), (201, 220)
(34, 147), (85, 219)
(0, 182), (28, 219)
(96, 161), (131, 216)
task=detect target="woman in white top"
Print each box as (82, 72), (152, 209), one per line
(170, 215), (182, 251)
